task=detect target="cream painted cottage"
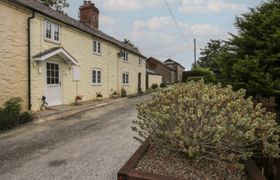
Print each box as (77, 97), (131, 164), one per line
(0, 0), (146, 111)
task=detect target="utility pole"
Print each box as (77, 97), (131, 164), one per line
(194, 38), (197, 66)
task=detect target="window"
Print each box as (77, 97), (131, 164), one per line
(46, 63), (60, 86)
(123, 51), (128, 61)
(122, 72), (129, 85)
(138, 57), (142, 65)
(45, 21), (60, 43)
(93, 40), (101, 54)
(92, 69), (101, 85)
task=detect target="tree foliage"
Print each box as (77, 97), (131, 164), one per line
(197, 0), (280, 97)
(39, 0), (69, 12)
(133, 81), (280, 168)
(124, 38), (139, 52)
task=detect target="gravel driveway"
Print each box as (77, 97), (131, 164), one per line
(0, 95), (150, 180)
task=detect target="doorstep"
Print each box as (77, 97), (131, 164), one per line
(34, 97), (128, 123)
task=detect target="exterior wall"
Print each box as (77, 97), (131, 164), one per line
(146, 60), (173, 84)
(0, 1), (31, 110)
(177, 66), (185, 82)
(147, 74), (162, 89)
(30, 14), (146, 110)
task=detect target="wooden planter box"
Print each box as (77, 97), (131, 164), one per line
(118, 140), (266, 180)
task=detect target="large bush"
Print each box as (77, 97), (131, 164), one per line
(0, 98), (33, 131)
(182, 67), (216, 83)
(133, 81), (280, 168)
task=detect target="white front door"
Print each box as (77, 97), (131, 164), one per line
(45, 62), (62, 106)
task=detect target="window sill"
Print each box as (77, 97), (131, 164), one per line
(93, 52), (102, 56)
(92, 84), (102, 86)
(44, 38), (60, 45)
(122, 84), (130, 86)
(123, 61), (129, 63)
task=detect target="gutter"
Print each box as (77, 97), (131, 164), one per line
(27, 11), (35, 110)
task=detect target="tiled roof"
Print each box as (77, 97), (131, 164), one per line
(10, 0), (146, 58)
(164, 59), (185, 69)
(147, 57), (175, 71)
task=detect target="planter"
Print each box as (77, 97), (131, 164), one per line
(74, 99), (83, 106)
(96, 97), (103, 101)
(111, 94), (121, 99)
(118, 140), (266, 180)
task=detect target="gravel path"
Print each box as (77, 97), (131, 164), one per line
(0, 95), (149, 180)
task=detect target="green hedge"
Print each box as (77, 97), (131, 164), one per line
(182, 67), (216, 83)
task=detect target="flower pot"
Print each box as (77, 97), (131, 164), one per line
(75, 99), (83, 106)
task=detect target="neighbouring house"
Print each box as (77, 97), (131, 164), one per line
(164, 59), (185, 82)
(146, 69), (162, 89)
(146, 57), (179, 84)
(0, 0), (146, 111)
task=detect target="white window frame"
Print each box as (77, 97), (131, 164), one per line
(123, 51), (128, 62)
(138, 57), (142, 65)
(44, 20), (60, 43)
(92, 69), (102, 85)
(122, 72), (129, 85)
(93, 40), (101, 55)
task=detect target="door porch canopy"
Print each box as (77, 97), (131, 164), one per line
(33, 47), (79, 65)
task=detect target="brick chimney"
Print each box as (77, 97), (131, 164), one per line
(79, 1), (99, 29)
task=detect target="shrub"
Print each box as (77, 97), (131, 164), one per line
(19, 112), (33, 124)
(182, 67), (216, 83)
(160, 82), (167, 88)
(151, 83), (158, 89)
(121, 88), (127, 97)
(0, 98), (23, 130)
(133, 81), (280, 168)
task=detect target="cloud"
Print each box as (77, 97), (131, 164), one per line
(94, 0), (178, 11)
(100, 15), (116, 27)
(179, 0), (244, 13)
(99, 0), (141, 11)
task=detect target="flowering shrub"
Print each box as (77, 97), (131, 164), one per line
(132, 81), (280, 168)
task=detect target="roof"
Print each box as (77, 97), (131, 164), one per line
(147, 57), (175, 71)
(146, 69), (161, 75)
(164, 59), (185, 69)
(33, 47), (79, 65)
(10, 0), (146, 58)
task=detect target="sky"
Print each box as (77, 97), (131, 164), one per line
(66, 0), (263, 70)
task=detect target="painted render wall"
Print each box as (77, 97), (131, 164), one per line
(30, 14), (146, 110)
(147, 74), (162, 89)
(0, 1), (30, 110)
(0, 1), (146, 111)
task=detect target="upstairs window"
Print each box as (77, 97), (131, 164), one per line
(123, 51), (128, 61)
(122, 72), (129, 85)
(138, 57), (142, 65)
(45, 21), (60, 43)
(92, 69), (101, 85)
(93, 40), (101, 54)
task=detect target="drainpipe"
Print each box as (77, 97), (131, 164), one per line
(28, 11), (35, 111)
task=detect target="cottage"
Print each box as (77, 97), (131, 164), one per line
(164, 59), (185, 82)
(0, 0), (146, 111)
(146, 57), (176, 84)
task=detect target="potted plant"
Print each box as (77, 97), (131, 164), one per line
(74, 95), (83, 106)
(96, 92), (103, 101)
(111, 91), (120, 99)
(121, 88), (127, 97)
(118, 81), (279, 180)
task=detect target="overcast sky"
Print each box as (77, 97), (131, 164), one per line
(66, 0), (263, 69)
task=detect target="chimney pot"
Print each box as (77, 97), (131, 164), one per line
(79, 1), (100, 30)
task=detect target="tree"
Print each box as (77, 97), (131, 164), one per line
(229, 0), (280, 96)
(39, 0), (69, 12)
(199, 0), (280, 97)
(123, 38), (139, 52)
(197, 39), (236, 81)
